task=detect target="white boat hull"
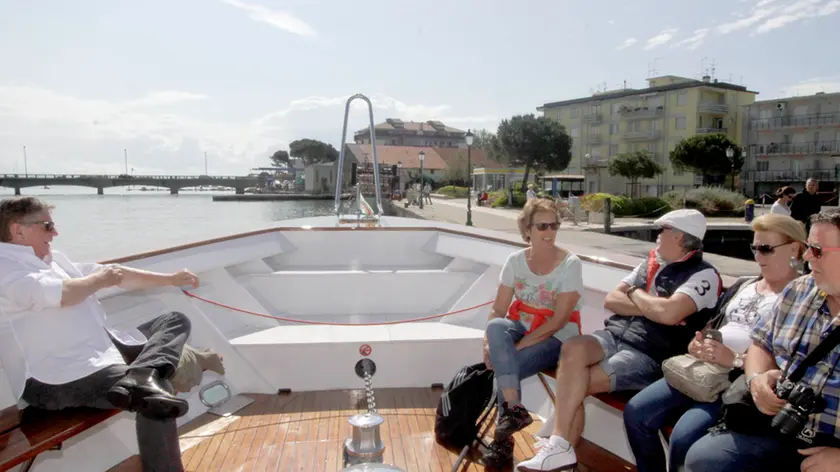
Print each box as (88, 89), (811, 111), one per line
(1, 215), (643, 471)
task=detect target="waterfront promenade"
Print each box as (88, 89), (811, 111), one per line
(398, 196), (761, 277)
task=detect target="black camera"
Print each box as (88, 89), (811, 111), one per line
(771, 380), (826, 436)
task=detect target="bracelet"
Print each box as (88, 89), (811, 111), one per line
(745, 372), (763, 391)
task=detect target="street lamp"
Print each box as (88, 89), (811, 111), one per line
(726, 146), (735, 191)
(418, 150), (425, 209)
(465, 129), (474, 226)
(396, 161), (403, 194)
(22, 146), (28, 177)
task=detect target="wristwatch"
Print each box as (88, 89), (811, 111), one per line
(626, 285), (639, 297)
(733, 353), (745, 369)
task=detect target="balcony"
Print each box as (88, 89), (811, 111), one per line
(583, 113), (602, 124)
(698, 102), (729, 114)
(619, 105), (664, 120)
(622, 130), (661, 141)
(583, 157), (609, 169)
(588, 134), (603, 144)
(745, 169), (835, 182)
(757, 140), (839, 156)
(696, 127), (728, 135)
(751, 112), (840, 131)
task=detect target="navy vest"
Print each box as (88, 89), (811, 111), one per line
(604, 250), (720, 363)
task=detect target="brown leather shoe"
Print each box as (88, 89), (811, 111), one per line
(107, 367), (189, 418)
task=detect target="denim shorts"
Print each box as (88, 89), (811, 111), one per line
(592, 329), (661, 392)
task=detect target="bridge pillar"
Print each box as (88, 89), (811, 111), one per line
(235, 187), (245, 195)
(14, 187), (21, 196)
(170, 188), (179, 195)
(97, 187), (104, 195)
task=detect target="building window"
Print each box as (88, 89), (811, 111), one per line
(757, 161), (769, 171)
(591, 126), (601, 135)
(609, 144), (618, 156)
(677, 91), (688, 106)
(570, 128), (580, 138)
(609, 123), (619, 135)
(675, 117), (686, 129)
(570, 108), (579, 118)
(612, 103), (621, 115)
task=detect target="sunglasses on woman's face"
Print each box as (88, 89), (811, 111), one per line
(806, 243), (840, 259)
(532, 222), (559, 231)
(750, 242), (791, 255)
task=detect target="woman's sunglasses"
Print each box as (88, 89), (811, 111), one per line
(531, 222), (559, 231)
(806, 243), (840, 259)
(750, 241), (792, 255)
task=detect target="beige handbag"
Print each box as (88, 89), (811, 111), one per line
(662, 354), (731, 403)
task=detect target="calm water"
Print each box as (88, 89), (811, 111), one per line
(0, 189), (335, 261)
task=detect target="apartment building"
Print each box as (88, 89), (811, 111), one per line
(742, 92), (840, 197)
(354, 119), (468, 148)
(538, 75), (757, 196)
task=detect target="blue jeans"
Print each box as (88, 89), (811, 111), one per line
(624, 378), (721, 472)
(485, 317), (562, 410)
(684, 430), (802, 472)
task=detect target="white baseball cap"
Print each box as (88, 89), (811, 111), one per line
(654, 209), (707, 240)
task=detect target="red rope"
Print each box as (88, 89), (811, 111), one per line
(181, 289), (494, 326)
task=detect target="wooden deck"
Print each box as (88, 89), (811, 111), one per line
(109, 388), (635, 472)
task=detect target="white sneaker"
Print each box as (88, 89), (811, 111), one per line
(515, 439), (577, 472)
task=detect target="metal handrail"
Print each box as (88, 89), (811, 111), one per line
(334, 94), (383, 218)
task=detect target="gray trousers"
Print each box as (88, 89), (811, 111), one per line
(21, 311), (191, 472)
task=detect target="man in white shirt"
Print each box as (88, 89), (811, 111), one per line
(0, 196), (200, 472)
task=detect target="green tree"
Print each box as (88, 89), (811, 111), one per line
(270, 149), (290, 167)
(440, 152), (468, 185)
(471, 129), (508, 164)
(608, 151), (664, 197)
(289, 139), (339, 165)
(496, 114), (572, 190)
(669, 133), (743, 187)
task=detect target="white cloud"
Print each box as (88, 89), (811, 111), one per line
(127, 91), (209, 107)
(220, 0), (317, 38)
(718, 0), (840, 35)
(673, 28), (709, 50)
(776, 76), (840, 97)
(0, 86), (497, 176)
(616, 37), (638, 50)
(643, 27), (678, 50)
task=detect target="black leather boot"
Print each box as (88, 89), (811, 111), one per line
(107, 367), (189, 419)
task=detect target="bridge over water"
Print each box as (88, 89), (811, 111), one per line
(0, 174), (259, 195)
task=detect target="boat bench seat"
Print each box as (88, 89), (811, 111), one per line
(0, 404), (120, 471)
(539, 368), (674, 436)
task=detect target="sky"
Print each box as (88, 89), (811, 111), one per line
(0, 0), (838, 176)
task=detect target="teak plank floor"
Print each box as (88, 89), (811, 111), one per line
(109, 388), (635, 472)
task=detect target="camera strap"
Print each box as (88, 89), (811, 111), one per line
(787, 322), (840, 384)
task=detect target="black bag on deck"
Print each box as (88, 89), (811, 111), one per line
(434, 362), (495, 449)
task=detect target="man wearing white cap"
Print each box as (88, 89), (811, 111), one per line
(516, 209), (722, 472)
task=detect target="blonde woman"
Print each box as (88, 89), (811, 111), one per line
(482, 198), (585, 468)
(623, 214), (806, 472)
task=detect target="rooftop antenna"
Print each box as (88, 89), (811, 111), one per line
(701, 57), (708, 77)
(709, 59), (716, 80)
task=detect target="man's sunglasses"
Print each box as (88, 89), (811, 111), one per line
(22, 220), (56, 232)
(531, 222), (559, 231)
(750, 242), (792, 255)
(806, 243), (840, 259)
